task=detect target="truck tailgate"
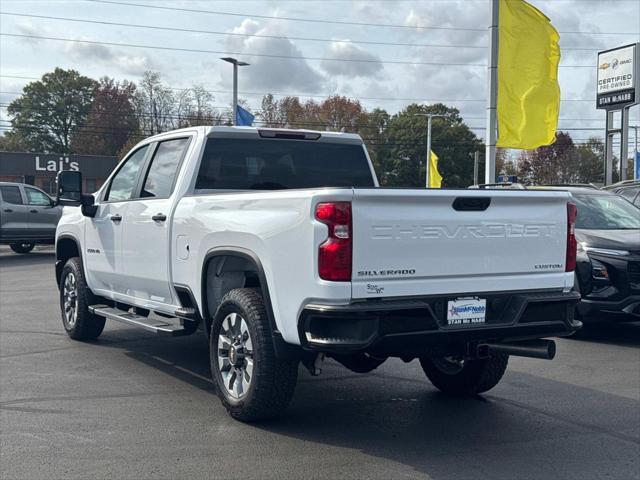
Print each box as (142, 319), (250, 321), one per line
(351, 189), (573, 299)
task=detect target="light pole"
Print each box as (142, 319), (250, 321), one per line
(221, 57), (249, 125)
(414, 113), (447, 188)
(632, 125), (639, 180)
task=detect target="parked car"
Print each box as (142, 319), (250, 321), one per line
(545, 183), (601, 190)
(54, 126), (580, 421)
(603, 180), (640, 207)
(536, 187), (640, 322)
(0, 182), (62, 253)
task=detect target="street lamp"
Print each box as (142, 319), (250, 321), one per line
(413, 113), (447, 188)
(221, 57), (250, 126)
(631, 125), (638, 180)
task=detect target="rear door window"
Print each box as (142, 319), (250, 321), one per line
(195, 138), (375, 190)
(0, 186), (23, 204)
(140, 138), (190, 199)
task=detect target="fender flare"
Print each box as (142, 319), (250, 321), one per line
(201, 247), (301, 359)
(55, 234), (82, 287)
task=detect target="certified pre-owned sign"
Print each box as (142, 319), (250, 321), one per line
(597, 43), (639, 109)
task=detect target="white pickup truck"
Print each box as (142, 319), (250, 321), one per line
(55, 126), (581, 421)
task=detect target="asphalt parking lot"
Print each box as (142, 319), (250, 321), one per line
(1, 247), (639, 480)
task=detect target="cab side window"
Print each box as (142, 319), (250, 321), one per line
(140, 138), (190, 199)
(0, 186), (23, 204)
(25, 187), (52, 206)
(105, 145), (149, 202)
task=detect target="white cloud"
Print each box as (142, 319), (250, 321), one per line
(223, 19), (324, 92)
(15, 21), (156, 76)
(320, 41), (384, 78)
(63, 42), (156, 76)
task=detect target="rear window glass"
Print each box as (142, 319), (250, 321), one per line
(195, 138), (375, 190)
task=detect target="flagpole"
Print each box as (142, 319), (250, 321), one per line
(485, 0), (499, 184)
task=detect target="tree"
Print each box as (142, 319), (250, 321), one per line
(258, 94), (366, 131)
(517, 133), (605, 184)
(0, 130), (29, 152)
(135, 71), (175, 135)
(378, 104), (484, 187)
(175, 85), (226, 127)
(575, 138), (604, 184)
(71, 77), (139, 156)
(360, 108), (391, 181)
(116, 134), (142, 160)
(7, 68), (96, 153)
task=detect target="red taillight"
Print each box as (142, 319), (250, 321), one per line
(566, 202), (577, 272)
(315, 202), (352, 281)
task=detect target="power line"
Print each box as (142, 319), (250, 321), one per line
(86, 0), (487, 32)
(1, 12), (487, 50)
(0, 75), (599, 102)
(0, 33), (599, 68)
(0, 33), (487, 67)
(85, 0), (640, 36)
(0, 12), (614, 52)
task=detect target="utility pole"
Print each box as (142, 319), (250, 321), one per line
(485, 0), (499, 184)
(414, 113), (446, 188)
(221, 57), (249, 125)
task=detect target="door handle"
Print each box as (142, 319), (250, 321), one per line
(3, 209), (12, 213)
(110, 214), (122, 222)
(30, 209), (38, 213)
(152, 213), (167, 222)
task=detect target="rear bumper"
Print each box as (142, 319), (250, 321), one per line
(298, 290), (581, 357)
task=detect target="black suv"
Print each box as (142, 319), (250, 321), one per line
(567, 188), (640, 322)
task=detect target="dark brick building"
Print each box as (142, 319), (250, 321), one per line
(0, 151), (118, 194)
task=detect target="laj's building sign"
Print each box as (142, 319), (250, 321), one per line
(0, 151), (118, 194)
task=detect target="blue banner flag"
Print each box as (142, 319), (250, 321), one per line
(236, 105), (254, 126)
(636, 151), (640, 180)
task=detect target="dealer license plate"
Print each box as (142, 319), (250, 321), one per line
(446, 298), (487, 326)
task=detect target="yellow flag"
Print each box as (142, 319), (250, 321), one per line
(497, 0), (560, 149)
(428, 150), (443, 188)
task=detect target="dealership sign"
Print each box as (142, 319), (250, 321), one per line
(597, 43), (639, 109)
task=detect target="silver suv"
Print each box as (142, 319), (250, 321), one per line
(0, 182), (62, 253)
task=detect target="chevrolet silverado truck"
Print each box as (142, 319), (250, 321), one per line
(54, 126), (581, 421)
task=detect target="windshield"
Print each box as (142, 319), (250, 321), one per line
(195, 137), (375, 190)
(573, 193), (640, 230)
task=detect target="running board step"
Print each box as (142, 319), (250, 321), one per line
(89, 305), (188, 336)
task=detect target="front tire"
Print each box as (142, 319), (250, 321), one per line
(10, 242), (34, 254)
(210, 288), (298, 422)
(420, 353), (509, 395)
(60, 257), (105, 340)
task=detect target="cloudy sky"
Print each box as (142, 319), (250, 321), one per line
(1, 0), (639, 146)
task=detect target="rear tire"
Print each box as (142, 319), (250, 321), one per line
(420, 353), (509, 395)
(209, 288), (298, 422)
(10, 242), (34, 254)
(59, 257), (105, 340)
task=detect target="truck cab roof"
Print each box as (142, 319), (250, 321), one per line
(141, 126), (364, 145)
